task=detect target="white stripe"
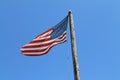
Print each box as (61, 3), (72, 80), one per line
(21, 46), (49, 51)
(25, 39), (55, 46)
(33, 36), (50, 41)
(55, 35), (66, 41)
(21, 36), (66, 51)
(33, 31), (66, 41)
(39, 30), (53, 37)
(24, 34), (66, 47)
(35, 30), (53, 39)
(22, 39), (66, 55)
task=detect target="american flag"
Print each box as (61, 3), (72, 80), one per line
(21, 16), (68, 56)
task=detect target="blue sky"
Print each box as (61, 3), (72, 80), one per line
(0, 0), (120, 80)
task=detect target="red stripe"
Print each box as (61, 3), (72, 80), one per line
(22, 36), (66, 48)
(22, 40), (67, 56)
(22, 40), (52, 48)
(22, 48), (47, 53)
(21, 37), (66, 52)
(29, 32), (66, 44)
(35, 28), (53, 38)
(23, 54), (46, 56)
(29, 38), (51, 43)
(22, 32), (66, 48)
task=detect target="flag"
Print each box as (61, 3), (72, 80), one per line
(21, 16), (68, 56)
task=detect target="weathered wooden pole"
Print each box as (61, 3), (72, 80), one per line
(68, 10), (80, 80)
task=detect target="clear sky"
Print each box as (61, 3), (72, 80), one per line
(0, 0), (120, 80)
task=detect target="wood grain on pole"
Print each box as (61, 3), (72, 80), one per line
(68, 10), (80, 80)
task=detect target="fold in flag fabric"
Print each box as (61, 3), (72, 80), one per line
(21, 16), (68, 56)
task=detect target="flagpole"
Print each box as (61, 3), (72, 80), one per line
(68, 10), (80, 80)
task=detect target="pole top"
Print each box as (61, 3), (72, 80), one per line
(69, 10), (72, 14)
